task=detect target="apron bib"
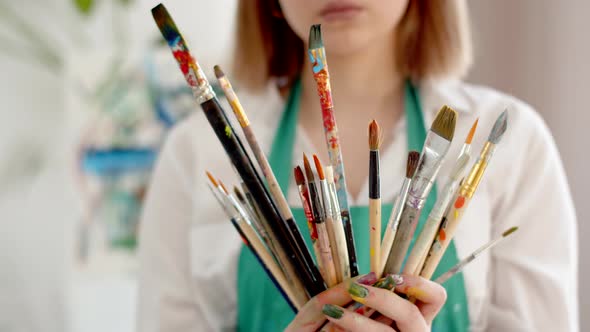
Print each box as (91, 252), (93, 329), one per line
(236, 81), (470, 331)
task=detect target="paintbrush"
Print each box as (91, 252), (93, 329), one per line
(314, 155), (349, 283)
(368, 120), (382, 274)
(421, 110), (508, 279)
(309, 24), (358, 277)
(435, 226), (518, 284)
(214, 65), (297, 225)
(206, 175), (303, 311)
(379, 151), (419, 277)
(152, 4), (325, 296)
(383, 105), (458, 275)
(325, 165), (351, 281)
(295, 165), (338, 287)
(403, 120), (478, 275)
(404, 119), (478, 275)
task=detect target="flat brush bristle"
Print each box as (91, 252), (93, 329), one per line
(368, 120), (381, 150)
(294, 166), (306, 186)
(206, 171), (218, 187)
(502, 226), (519, 237)
(313, 155), (325, 180)
(406, 151), (420, 178)
(213, 65), (225, 79)
(325, 166), (334, 184)
(303, 154), (315, 182)
(431, 105), (457, 141)
(151, 4), (180, 45)
(488, 110), (508, 144)
(466, 118), (479, 144)
(219, 180), (229, 195)
(308, 24), (323, 49)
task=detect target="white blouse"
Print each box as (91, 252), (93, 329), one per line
(136, 79), (578, 331)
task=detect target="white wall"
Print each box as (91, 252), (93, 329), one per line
(468, 1), (589, 330)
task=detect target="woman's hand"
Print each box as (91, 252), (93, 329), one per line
(285, 274), (447, 332)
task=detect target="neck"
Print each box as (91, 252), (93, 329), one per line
(301, 37), (403, 109)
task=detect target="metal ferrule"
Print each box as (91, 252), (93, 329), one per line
(389, 179), (411, 230)
(459, 143), (471, 157)
(406, 133), (452, 209)
(461, 142), (496, 198)
(192, 82), (216, 104)
(327, 182), (341, 221)
(207, 184), (234, 217)
(226, 193), (252, 225)
(319, 180), (333, 219)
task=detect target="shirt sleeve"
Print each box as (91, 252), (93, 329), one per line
(136, 125), (205, 332)
(486, 105), (579, 331)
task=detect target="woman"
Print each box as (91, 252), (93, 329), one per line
(138, 0), (578, 331)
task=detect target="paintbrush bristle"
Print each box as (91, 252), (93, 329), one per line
(294, 166), (306, 186)
(308, 24), (323, 49)
(303, 153), (315, 182)
(325, 166), (334, 184)
(465, 118), (479, 144)
(313, 155), (325, 180)
(368, 120), (381, 150)
(488, 110), (508, 144)
(206, 171), (218, 187)
(233, 186), (245, 203)
(213, 65), (225, 79)
(450, 154), (470, 181)
(502, 226), (519, 237)
(407, 151), (420, 178)
(431, 105), (457, 141)
(218, 180), (229, 195)
(152, 4), (181, 45)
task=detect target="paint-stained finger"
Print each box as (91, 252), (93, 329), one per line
(322, 304), (394, 332)
(285, 273), (377, 331)
(394, 274), (447, 324)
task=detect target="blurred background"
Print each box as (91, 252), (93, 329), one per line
(0, 0), (587, 331)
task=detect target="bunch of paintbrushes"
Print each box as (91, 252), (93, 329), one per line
(151, 3), (519, 319)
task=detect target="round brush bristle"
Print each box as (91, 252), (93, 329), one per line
(214, 65), (225, 79)
(502, 226), (519, 237)
(206, 171), (218, 187)
(294, 166), (306, 186)
(313, 154), (325, 180)
(369, 120), (381, 150)
(406, 151), (420, 178)
(303, 153), (315, 181)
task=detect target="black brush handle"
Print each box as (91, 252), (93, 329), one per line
(369, 150), (380, 199)
(342, 212), (359, 277)
(201, 98), (324, 295)
(230, 218), (297, 312)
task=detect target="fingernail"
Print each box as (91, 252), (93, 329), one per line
(348, 282), (369, 299)
(391, 274), (404, 286)
(322, 304), (344, 319)
(357, 272), (377, 285)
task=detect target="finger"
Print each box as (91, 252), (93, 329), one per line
(347, 277), (429, 331)
(373, 314), (394, 327)
(322, 304), (394, 332)
(394, 274), (447, 323)
(286, 273), (377, 331)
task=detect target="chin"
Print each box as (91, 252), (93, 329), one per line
(321, 26), (379, 56)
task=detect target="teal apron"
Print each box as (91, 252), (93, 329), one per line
(236, 81), (470, 331)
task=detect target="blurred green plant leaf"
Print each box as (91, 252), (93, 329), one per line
(74, 0), (94, 15)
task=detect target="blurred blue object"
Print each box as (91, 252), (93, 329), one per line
(82, 148), (156, 177)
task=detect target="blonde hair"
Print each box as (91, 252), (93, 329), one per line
(233, 0), (472, 93)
